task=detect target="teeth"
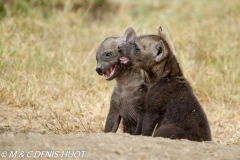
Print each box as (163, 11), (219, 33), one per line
(104, 70), (110, 78)
(104, 65), (116, 79)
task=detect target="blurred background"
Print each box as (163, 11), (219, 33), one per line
(0, 0), (239, 144)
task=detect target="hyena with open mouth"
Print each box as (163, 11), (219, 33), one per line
(118, 27), (211, 141)
(96, 27), (149, 135)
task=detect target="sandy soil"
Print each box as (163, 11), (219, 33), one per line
(0, 133), (239, 160)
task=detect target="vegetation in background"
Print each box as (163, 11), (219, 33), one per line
(0, 0), (239, 144)
(0, 0), (115, 20)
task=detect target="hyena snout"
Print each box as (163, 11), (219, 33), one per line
(96, 67), (103, 74)
(117, 42), (131, 56)
(118, 45), (126, 56)
(118, 44), (122, 52)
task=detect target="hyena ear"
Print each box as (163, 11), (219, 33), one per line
(157, 26), (167, 38)
(152, 40), (168, 62)
(119, 27), (137, 42)
(157, 26), (163, 36)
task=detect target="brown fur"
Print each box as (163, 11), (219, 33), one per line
(96, 28), (149, 135)
(118, 27), (211, 141)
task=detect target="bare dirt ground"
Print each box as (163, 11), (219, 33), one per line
(0, 103), (240, 160)
(0, 133), (240, 160)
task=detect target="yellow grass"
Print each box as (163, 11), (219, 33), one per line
(0, 0), (239, 145)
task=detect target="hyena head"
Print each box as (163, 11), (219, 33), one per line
(95, 27), (136, 80)
(118, 26), (173, 71)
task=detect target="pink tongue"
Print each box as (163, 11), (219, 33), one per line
(120, 56), (130, 64)
(104, 66), (115, 79)
(105, 70), (110, 78)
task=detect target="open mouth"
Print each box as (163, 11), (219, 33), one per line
(104, 65), (116, 80)
(120, 56), (130, 64)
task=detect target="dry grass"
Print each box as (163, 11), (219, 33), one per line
(0, 0), (239, 145)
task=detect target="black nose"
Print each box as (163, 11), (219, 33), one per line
(96, 67), (102, 74)
(118, 45), (122, 50)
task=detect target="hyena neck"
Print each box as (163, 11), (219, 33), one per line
(115, 67), (143, 85)
(147, 54), (184, 84)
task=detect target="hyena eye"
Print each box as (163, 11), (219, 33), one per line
(105, 52), (112, 57)
(134, 43), (140, 52)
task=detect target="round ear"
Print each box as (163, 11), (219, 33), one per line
(119, 27), (137, 42)
(154, 40), (168, 62)
(157, 26), (177, 56)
